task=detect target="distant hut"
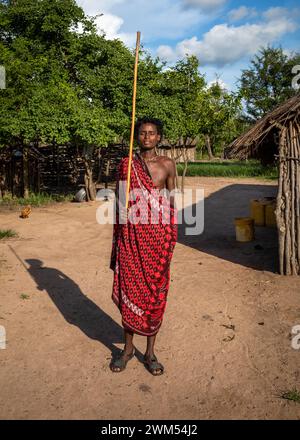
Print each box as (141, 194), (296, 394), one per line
(225, 94), (300, 276)
(158, 138), (197, 163)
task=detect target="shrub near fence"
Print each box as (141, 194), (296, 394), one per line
(176, 161), (278, 179)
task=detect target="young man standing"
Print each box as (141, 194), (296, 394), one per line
(110, 117), (177, 375)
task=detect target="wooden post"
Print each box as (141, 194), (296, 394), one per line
(125, 31), (141, 210)
(289, 121), (297, 274)
(275, 128), (287, 275)
(294, 121), (300, 273)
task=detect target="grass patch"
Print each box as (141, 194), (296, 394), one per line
(0, 192), (74, 207)
(20, 294), (30, 300)
(281, 389), (300, 403)
(177, 160), (278, 180)
(0, 229), (18, 240)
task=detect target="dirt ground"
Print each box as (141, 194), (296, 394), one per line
(1, 176), (300, 420)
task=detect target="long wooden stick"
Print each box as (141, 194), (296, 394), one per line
(125, 31), (141, 210)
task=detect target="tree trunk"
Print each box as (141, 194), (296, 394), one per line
(205, 135), (214, 160)
(171, 145), (179, 189)
(220, 141), (225, 159)
(0, 164), (6, 199)
(84, 173), (90, 201)
(105, 159), (110, 187)
(96, 148), (103, 184)
(37, 162), (41, 193)
(83, 158), (96, 201)
(198, 145), (203, 160)
(11, 157), (17, 197)
(181, 147), (188, 193)
(88, 168), (96, 200)
(23, 147), (29, 198)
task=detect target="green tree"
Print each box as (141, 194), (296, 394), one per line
(158, 56), (206, 191)
(0, 0), (89, 196)
(198, 82), (242, 159)
(0, 0), (248, 199)
(0, 0), (131, 198)
(239, 46), (300, 120)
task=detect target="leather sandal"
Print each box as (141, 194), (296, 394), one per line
(143, 354), (164, 376)
(110, 348), (135, 373)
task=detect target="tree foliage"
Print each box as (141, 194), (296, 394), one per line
(238, 46), (300, 120)
(2, 1), (290, 197)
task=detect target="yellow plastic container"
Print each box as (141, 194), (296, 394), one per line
(250, 199), (265, 226)
(234, 217), (255, 242)
(265, 202), (277, 227)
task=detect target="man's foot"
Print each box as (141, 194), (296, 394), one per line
(143, 353), (164, 376)
(110, 348), (135, 373)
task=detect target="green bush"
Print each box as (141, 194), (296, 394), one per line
(177, 160), (278, 180)
(0, 192), (74, 207)
(0, 229), (18, 239)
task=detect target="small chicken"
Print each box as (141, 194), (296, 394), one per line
(20, 205), (31, 219)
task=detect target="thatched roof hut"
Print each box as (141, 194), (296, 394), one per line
(158, 137), (197, 162)
(225, 94), (300, 276)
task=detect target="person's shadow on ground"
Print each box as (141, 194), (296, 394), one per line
(25, 259), (144, 363)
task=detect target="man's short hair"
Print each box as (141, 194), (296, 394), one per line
(135, 117), (163, 139)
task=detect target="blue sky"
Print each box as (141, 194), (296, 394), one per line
(78, 0), (300, 90)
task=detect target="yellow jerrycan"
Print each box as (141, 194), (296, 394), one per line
(234, 217), (255, 242)
(264, 200), (277, 227)
(250, 199), (265, 226)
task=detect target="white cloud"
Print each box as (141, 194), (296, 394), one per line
(203, 62), (249, 91)
(157, 8), (299, 67)
(263, 7), (290, 21)
(79, 0), (208, 45)
(95, 14), (123, 39)
(157, 45), (178, 62)
(114, 0), (206, 43)
(77, 1), (136, 46)
(207, 78), (229, 91)
(94, 14), (136, 46)
(183, 0), (227, 10)
(228, 6), (257, 22)
(78, 0), (125, 14)
(282, 48), (292, 57)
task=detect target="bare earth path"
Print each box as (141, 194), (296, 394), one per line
(1, 177), (300, 420)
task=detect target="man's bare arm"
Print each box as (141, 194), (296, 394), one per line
(166, 158), (176, 209)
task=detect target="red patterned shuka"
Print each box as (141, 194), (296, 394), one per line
(110, 152), (177, 336)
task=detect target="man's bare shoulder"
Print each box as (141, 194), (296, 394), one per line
(158, 155), (176, 167)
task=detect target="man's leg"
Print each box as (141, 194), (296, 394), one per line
(111, 329), (135, 372)
(145, 334), (156, 358)
(144, 334), (163, 375)
(124, 329), (135, 353)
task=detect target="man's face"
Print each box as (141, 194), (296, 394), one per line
(138, 123), (161, 150)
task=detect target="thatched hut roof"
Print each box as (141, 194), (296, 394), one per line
(225, 94), (300, 160)
(159, 137), (198, 150)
